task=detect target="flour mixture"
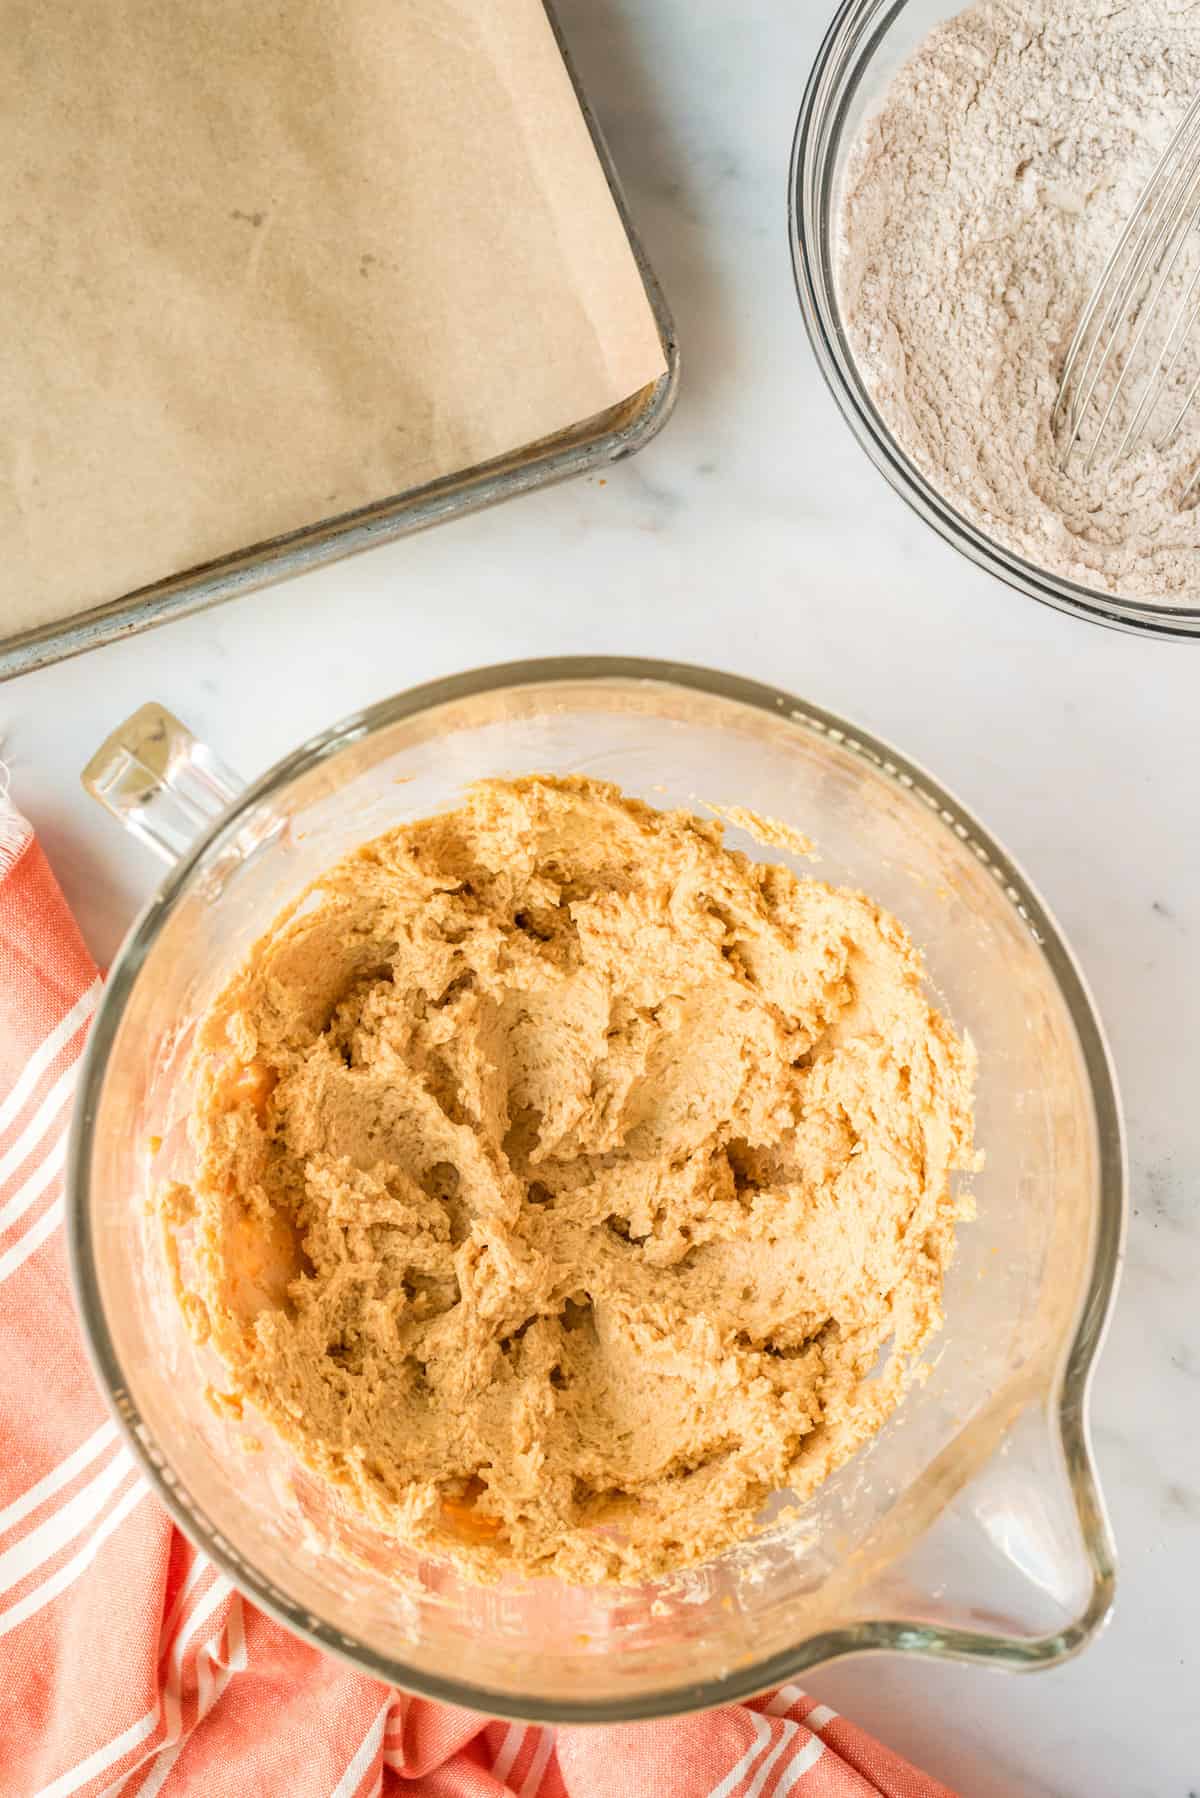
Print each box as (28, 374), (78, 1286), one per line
(164, 778), (978, 1583)
(839, 0), (1200, 599)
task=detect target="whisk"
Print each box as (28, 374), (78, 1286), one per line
(1055, 93), (1200, 475)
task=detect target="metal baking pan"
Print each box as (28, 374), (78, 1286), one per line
(0, 3), (678, 683)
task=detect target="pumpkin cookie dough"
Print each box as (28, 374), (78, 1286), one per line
(165, 777), (978, 1583)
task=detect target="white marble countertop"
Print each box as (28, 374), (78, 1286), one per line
(4, 3), (1197, 1792)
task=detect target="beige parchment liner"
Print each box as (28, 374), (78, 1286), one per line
(1, 0), (666, 633)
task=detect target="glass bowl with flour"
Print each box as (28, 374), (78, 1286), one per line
(791, 0), (1200, 637)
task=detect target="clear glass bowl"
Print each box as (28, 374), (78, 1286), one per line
(69, 658), (1124, 1722)
(790, 0), (1200, 641)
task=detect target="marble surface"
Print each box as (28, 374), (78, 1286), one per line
(4, 2), (1198, 1792)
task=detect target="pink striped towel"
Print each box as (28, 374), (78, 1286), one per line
(0, 794), (959, 1798)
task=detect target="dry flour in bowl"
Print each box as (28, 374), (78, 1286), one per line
(838, 0), (1200, 601)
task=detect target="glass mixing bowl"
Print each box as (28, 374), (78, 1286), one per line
(790, 0), (1200, 641)
(69, 658), (1124, 1722)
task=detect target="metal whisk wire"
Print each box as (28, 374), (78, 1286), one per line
(1055, 94), (1200, 475)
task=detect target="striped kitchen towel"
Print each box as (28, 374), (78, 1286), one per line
(0, 792), (958, 1798)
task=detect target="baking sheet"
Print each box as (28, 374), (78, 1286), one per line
(0, 0), (676, 679)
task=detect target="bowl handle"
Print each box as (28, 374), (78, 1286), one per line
(81, 703), (245, 866)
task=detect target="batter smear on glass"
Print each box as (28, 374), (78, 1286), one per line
(164, 777), (978, 1583)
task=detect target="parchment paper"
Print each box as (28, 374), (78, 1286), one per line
(1, 0), (667, 637)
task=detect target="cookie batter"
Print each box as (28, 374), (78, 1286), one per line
(166, 777), (978, 1582)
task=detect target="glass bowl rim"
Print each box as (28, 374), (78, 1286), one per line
(789, 0), (1200, 641)
(67, 655), (1126, 1722)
